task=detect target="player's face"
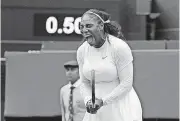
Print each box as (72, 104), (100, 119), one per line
(65, 67), (79, 84)
(80, 14), (102, 47)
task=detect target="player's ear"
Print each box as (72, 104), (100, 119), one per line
(98, 22), (104, 31)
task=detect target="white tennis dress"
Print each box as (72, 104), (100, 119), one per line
(77, 34), (142, 121)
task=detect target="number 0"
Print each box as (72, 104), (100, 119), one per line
(46, 16), (58, 34)
(74, 17), (81, 34)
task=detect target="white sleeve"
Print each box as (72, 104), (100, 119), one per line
(102, 42), (133, 105)
(77, 46), (92, 105)
(60, 88), (65, 121)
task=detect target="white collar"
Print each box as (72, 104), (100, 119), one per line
(68, 79), (81, 88)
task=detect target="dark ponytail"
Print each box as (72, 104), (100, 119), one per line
(104, 21), (126, 40)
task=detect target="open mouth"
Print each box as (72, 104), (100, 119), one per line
(82, 33), (95, 46)
(86, 36), (95, 46)
(83, 34), (92, 38)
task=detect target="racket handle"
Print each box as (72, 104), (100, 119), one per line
(91, 70), (95, 107)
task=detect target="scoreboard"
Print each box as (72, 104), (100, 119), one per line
(2, 1), (123, 41)
(34, 13), (82, 37)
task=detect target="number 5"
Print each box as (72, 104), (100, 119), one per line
(63, 17), (74, 34)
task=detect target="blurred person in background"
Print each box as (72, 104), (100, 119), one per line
(77, 9), (142, 121)
(60, 60), (86, 121)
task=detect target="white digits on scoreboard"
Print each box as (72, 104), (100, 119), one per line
(63, 17), (74, 34)
(74, 17), (81, 34)
(46, 16), (81, 35)
(46, 16), (58, 34)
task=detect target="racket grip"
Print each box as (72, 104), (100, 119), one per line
(91, 70), (95, 107)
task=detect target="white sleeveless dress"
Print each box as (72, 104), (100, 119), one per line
(77, 34), (142, 121)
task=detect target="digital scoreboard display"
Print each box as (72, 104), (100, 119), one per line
(34, 13), (82, 37)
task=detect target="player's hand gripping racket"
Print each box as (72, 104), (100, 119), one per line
(86, 70), (97, 114)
